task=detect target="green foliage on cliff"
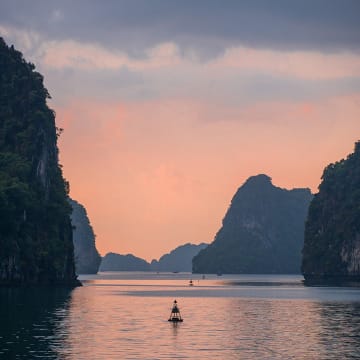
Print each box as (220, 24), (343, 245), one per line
(0, 38), (78, 285)
(302, 141), (360, 279)
(193, 175), (313, 274)
(70, 199), (101, 274)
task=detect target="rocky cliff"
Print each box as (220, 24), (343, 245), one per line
(100, 243), (207, 272)
(0, 38), (79, 286)
(70, 199), (101, 274)
(100, 253), (151, 271)
(302, 141), (360, 283)
(151, 243), (208, 272)
(193, 174), (313, 274)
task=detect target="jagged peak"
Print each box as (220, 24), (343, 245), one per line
(354, 140), (360, 153)
(243, 174), (273, 187)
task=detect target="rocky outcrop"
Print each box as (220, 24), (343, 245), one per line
(193, 174), (313, 274)
(100, 253), (151, 271)
(99, 243), (207, 272)
(302, 141), (360, 283)
(0, 38), (79, 286)
(70, 199), (101, 274)
(151, 243), (208, 272)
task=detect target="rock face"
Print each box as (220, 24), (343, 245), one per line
(100, 253), (151, 271)
(69, 199), (101, 274)
(193, 174), (313, 274)
(0, 38), (79, 286)
(99, 243), (207, 272)
(302, 141), (360, 283)
(151, 243), (208, 272)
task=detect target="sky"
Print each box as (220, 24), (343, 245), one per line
(1, 1), (360, 261)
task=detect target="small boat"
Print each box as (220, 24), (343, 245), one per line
(168, 299), (183, 322)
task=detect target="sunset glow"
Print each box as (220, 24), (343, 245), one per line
(1, 2), (359, 261)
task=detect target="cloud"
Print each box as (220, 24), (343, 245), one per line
(35, 37), (360, 82)
(210, 47), (360, 80)
(39, 39), (360, 107)
(40, 40), (183, 70)
(50, 9), (64, 23)
(2, 25), (357, 108)
(1, 0), (360, 59)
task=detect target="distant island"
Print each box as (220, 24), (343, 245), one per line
(70, 199), (101, 274)
(302, 141), (360, 284)
(100, 243), (207, 272)
(100, 253), (151, 272)
(150, 243), (208, 272)
(192, 174), (313, 274)
(0, 38), (79, 286)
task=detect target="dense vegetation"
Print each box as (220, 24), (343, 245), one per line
(70, 199), (101, 274)
(302, 141), (360, 282)
(192, 174), (313, 274)
(0, 38), (79, 286)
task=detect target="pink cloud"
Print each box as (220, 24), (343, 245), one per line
(209, 47), (360, 79)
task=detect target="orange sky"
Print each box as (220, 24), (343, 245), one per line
(56, 94), (360, 261)
(1, 3), (360, 261)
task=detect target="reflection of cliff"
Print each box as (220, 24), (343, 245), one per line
(70, 199), (101, 274)
(221, 298), (355, 358)
(0, 288), (72, 358)
(317, 302), (360, 355)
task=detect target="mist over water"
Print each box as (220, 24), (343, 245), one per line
(1, 273), (360, 359)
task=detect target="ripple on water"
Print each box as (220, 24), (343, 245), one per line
(1, 275), (360, 359)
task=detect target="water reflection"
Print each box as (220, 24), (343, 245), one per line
(317, 302), (360, 358)
(0, 287), (72, 359)
(1, 275), (360, 359)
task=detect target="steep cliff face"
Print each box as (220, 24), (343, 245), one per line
(151, 243), (208, 272)
(193, 174), (313, 274)
(302, 141), (360, 282)
(69, 199), (101, 274)
(0, 38), (79, 286)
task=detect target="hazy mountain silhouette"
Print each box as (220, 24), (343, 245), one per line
(70, 199), (101, 274)
(100, 253), (151, 271)
(151, 243), (208, 272)
(100, 243), (207, 272)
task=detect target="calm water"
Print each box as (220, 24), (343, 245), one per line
(1, 273), (360, 359)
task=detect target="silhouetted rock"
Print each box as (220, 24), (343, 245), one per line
(151, 243), (208, 272)
(302, 141), (360, 284)
(0, 38), (79, 286)
(99, 243), (207, 272)
(69, 199), (101, 274)
(100, 253), (151, 271)
(193, 174), (313, 274)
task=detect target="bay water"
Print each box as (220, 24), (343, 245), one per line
(1, 272), (360, 359)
